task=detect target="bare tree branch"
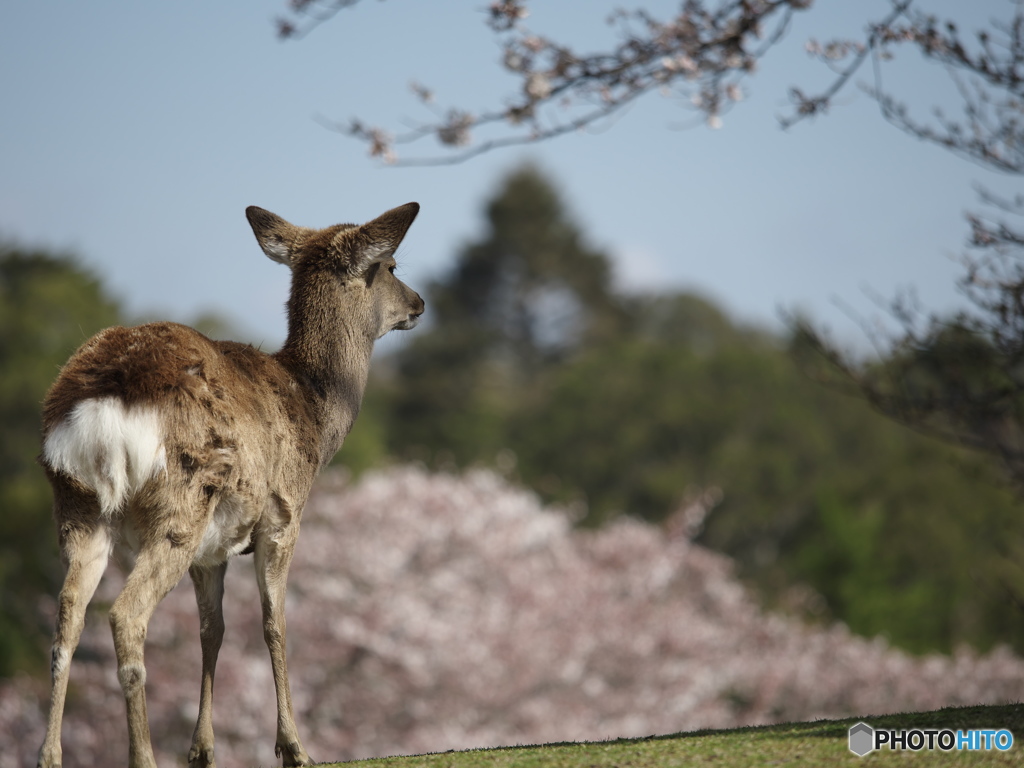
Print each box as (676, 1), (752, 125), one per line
(787, 0), (1024, 174)
(275, 0), (369, 41)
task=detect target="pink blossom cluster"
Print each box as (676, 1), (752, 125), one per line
(3, 466), (1024, 767)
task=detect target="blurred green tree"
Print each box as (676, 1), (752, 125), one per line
(515, 300), (1024, 654)
(376, 164), (626, 467)
(790, 222), (1024, 644)
(0, 243), (121, 677)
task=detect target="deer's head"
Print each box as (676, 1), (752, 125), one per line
(246, 202), (425, 341)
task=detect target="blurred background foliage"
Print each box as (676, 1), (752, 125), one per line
(348, 164), (1024, 657)
(3, 164), (1024, 679)
(0, 244), (121, 676)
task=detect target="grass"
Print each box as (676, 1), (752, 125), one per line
(324, 704), (1024, 767)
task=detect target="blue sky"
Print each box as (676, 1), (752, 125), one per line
(1, 0), (1015, 352)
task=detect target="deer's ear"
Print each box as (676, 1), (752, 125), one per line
(246, 206), (299, 267)
(340, 202), (420, 276)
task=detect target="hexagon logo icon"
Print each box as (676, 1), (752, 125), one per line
(848, 722), (875, 756)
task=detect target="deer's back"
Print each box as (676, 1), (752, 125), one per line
(42, 322), (319, 561)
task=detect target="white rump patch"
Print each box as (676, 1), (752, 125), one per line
(44, 397), (167, 517)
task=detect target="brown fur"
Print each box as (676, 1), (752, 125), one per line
(36, 203), (424, 768)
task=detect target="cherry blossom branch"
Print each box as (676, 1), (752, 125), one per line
(779, 0), (913, 128)
(291, 0), (812, 164)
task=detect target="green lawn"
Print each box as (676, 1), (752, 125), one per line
(330, 704), (1024, 767)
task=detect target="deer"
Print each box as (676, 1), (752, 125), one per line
(35, 202), (424, 768)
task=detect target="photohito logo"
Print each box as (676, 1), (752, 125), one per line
(848, 721), (1014, 756)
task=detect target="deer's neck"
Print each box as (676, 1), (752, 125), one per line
(274, 282), (374, 465)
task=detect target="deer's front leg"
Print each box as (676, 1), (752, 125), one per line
(254, 525), (310, 767)
(187, 562), (227, 768)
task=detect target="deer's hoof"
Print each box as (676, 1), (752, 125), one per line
(188, 744), (216, 768)
(37, 743), (61, 768)
(276, 740), (311, 766)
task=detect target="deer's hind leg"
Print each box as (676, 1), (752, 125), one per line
(109, 500), (208, 768)
(38, 481), (112, 768)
